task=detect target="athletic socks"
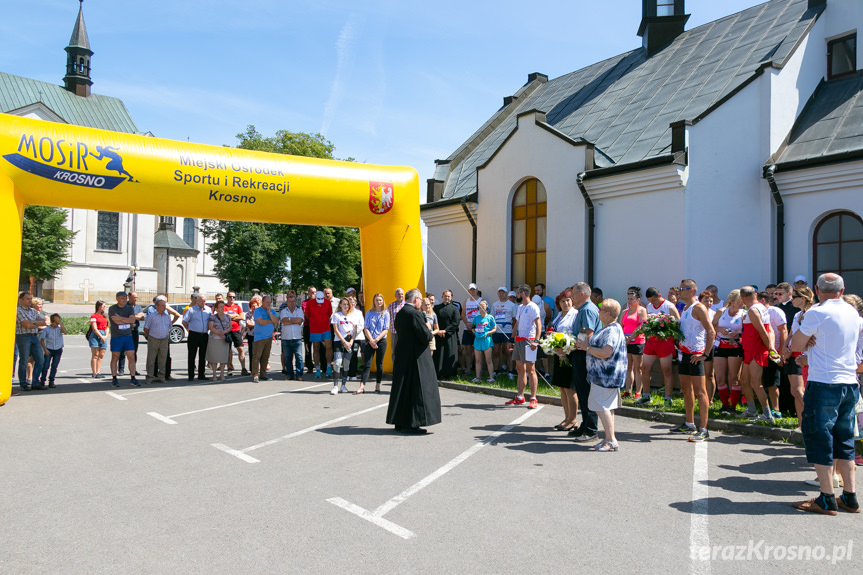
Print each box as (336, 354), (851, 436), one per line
(717, 385), (730, 407)
(839, 491), (859, 511)
(729, 387), (741, 409)
(815, 493), (838, 512)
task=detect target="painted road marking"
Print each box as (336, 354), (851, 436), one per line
(328, 406), (543, 539)
(690, 440), (710, 575)
(147, 382), (330, 423)
(212, 403), (389, 463)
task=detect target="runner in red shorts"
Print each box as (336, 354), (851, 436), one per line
(739, 286), (776, 423)
(636, 287), (680, 405)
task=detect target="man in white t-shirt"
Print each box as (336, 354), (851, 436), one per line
(505, 285), (542, 409)
(279, 290), (305, 380)
(491, 286), (517, 378)
(460, 283), (482, 375)
(791, 273), (861, 516)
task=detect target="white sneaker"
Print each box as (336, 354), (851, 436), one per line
(487, 377), (495, 383)
(340, 385), (349, 393)
(252, 377), (259, 383)
(471, 377), (481, 383)
(507, 372), (514, 380)
(804, 475), (842, 488)
(330, 386), (339, 395)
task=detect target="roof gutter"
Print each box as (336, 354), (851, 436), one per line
(764, 165), (785, 282)
(575, 172), (594, 287)
(460, 197), (477, 283)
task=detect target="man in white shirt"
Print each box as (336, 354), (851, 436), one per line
(505, 285), (542, 409)
(491, 286), (517, 378)
(791, 273), (861, 515)
(279, 290), (305, 381)
(760, 291), (787, 416)
(143, 296), (173, 384)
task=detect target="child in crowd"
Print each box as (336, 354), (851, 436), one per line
(471, 301), (497, 383)
(39, 313), (66, 388)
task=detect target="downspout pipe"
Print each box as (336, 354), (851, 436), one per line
(460, 197), (477, 283)
(764, 165), (785, 282)
(576, 173), (594, 287)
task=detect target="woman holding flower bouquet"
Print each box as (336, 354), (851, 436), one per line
(548, 290), (578, 431)
(574, 298), (627, 451)
(636, 287), (680, 406)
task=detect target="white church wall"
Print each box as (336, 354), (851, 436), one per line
(475, 112), (586, 297)
(585, 166), (687, 303)
(774, 161), (863, 284)
(420, 204), (473, 298)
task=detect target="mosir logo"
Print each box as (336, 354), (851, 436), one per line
(369, 181), (394, 215)
(2, 134), (137, 189)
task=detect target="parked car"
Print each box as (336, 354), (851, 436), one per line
(166, 301), (251, 343)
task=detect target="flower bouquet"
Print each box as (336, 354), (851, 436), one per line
(634, 314), (683, 342)
(539, 331), (576, 366)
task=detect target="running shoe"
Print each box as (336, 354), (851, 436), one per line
(688, 430), (709, 442)
(471, 377), (481, 383)
(330, 385), (338, 395)
(771, 410), (783, 419)
(340, 385), (349, 394)
(507, 372), (514, 380)
(749, 413), (775, 424)
(111, 376), (119, 388)
(621, 391), (631, 398)
(314, 367), (321, 379)
(528, 398), (538, 409)
(633, 392), (641, 399)
(635, 395), (651, 406)
(486, 377), (495, 383)
(505, 396), (525, 405)
(670, 424), (697, 435)
(664, 398), (673, 407)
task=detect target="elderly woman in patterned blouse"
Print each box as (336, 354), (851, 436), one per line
(574, 298), (627, 452)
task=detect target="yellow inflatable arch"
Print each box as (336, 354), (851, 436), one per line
(0, 114), (424, 405)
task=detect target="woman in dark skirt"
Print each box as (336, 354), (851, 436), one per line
(550, 290), (578, 431)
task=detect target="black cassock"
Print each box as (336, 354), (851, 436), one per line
(433, 301), (460, 378)
(386, 303), (442, 429)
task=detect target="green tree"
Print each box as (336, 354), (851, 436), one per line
(20, 205), (76, 281)
(202, 126), (362, 293)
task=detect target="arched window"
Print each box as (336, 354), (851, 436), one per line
(183, 218), (196, 248)
(813, 211), (863, 295)
(511, 179), (547, 287)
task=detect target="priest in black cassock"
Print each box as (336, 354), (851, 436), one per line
(433, 289), (460, 379)
(386, 288), (442, 434)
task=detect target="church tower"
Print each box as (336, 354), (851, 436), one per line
(637, 0), (690, 57)
(63, 0), (93, 97)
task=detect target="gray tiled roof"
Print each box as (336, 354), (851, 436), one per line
(0, 71), (140, 134)
(773, 72), (863, 167)
(435, 0), (820, 204)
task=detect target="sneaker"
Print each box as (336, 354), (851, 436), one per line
(330, 386), (339, 395)
(771, 410), (783, 419)
(505, 396), (526, 405)
(48, 381), (56, 388)
(719, 406), (735, 415)
(664, 398), (673, 407)
(252, 377), (259, 383)
(326, 367), (333, 377)
(241, 368), (249, 376)
(340, 385), (349, 393)
(315, 367), (321, 379)
(130, 378), (141, 387)
(741, 409), (758, 419)
(573, 432), (598, 443)
(507, 372), (514, 380)
(111, 377), (119, 387)
(528, 398), (538, 409)
(749, 413), (775, 424)
(635, 395), (651, 406)
(471, 377), (481, 383)
(804, 475), (842, 488)
(487, 377), (495, 383)
(19, 384), (31, 392)
(633, 392), (641, 399)
(118, 370), (125, 376)
(689, 430), (709, 442)
(227, 370), (234, 376)
(670, 424), (697, 435)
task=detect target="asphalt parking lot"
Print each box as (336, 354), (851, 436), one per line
(2, 339), (860, 574)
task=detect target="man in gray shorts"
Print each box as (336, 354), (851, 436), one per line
(505, 285), (542, 409)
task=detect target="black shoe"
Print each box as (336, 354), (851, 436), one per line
(20, 384), (31, 392)
(188, 377), (194, 382)
(241, 369), (250, 376)
(111, 377), (119, 387)
(573, 432), (598, 443)
(166, 376), (175, 381)
(396, 426), (428, 435)
(48, 382), (56, 388)
(32, 385), (48, 390)
(260, 376), (270, 381)
(197, 376), (208, 381)
(568, 427), (585, 438)
(130, 378), (141, 387)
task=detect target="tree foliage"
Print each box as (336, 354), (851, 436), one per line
(20, 206), (77, 281)
(202, 126), (362, 294)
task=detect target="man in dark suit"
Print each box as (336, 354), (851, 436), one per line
(386, 288), (441, 434)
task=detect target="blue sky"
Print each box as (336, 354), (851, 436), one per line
(2, 0), (762, 190)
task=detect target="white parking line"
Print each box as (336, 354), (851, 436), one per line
(690, 440), (710, 575)
(212, 403), (389, 463)
(147, 382), (330, 424)
(328, 406), (543, 539)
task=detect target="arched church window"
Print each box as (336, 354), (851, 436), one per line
(813, 211), (863, 295)
(183, 218), (197, 249)
(511, 179), (547, 287)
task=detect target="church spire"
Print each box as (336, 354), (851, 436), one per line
(63, 0), (93, 97)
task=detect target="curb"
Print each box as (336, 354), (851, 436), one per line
(438, 380), (802, 444)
